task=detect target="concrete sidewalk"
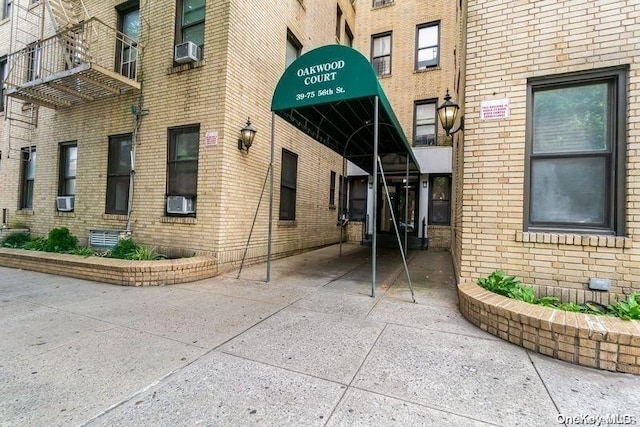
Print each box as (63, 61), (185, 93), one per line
(0, 244), (638, 426)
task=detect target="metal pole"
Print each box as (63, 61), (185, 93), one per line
(404, 154), (409, 252)
(371, 96), (379, 298)
(340, 156), (345, 256)
(267, 113), (275, 282)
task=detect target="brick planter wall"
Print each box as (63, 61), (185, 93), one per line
(458, 283), (640, 375)
(0, 248), (217, 286)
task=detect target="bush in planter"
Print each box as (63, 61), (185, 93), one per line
(1, 231), (30, 248)
(105, 238), (139, 259)
(44, 227), (78, 253)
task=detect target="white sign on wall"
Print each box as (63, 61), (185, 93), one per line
(480, 98), (510, 121)
(205, 131), (218, 146)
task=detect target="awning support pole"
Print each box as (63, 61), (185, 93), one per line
(378, 155), (416, 303)
(237, 164), (271, 279)
(404, 154), (409, 252)
(267, 112), (275, 283)
(340, 156), (346, 257)
(371, 95), (379, 298)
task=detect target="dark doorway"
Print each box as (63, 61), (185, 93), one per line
(377, 175), (419, 235)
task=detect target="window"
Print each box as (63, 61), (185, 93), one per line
(20, 147), (36, 209)
(285, 29), (302, 68)
(345, 24), (354, 47)
(279, 149), (297, 220)
(106, 134), (131, 215)
(414, 100), (437, 146)
(525, 67), (627, 235)
(416, 22), (439, 70)
(116, 2), (139, 79)
(329, 170), (336, 206)
(0, 56), (6, 112)
(26, 43), (41, 81)
(335, 5), (342, 40)
(371, 32), (391, 76)
(58, 142), (77, 197)
(338, 174), (347, 215)
(176, 0), (205, 50)
(349, 177), (368, 221)
(373, 0), (393, 6)
(428, 175), (450, 225)
(2, 0), (11, 20)
(167, 125), (199, 214)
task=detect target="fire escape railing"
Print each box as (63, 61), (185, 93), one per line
(5, 17), (139, 90)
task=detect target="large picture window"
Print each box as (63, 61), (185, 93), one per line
(167, 125), (199, 214)
(525, 67), (627, 235)
(20, 147), (36, 209)
(279, 149), (297, 220)
(371, 32), (391, 76)
(58, 142), (77, 197)
(106, 134), (131, 215)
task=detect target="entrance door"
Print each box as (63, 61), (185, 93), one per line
(378, 177), (418, 235)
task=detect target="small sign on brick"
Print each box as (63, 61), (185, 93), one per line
(480, 98), (510, 121)
(205, 131), (218, 146)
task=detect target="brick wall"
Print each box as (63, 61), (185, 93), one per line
(463, 0), (640, 296)
(0, 0), (358, 273)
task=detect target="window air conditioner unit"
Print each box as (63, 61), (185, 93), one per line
(166, 196), (195, 214)
(56, 196), (75, 212)
(174, 42), (201, 63)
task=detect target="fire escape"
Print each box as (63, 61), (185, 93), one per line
(3, 0), (140, 157)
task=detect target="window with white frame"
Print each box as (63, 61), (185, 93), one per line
(416, 22), (439, 70)
(58, 142), (77, 198)
(371, 32), (391, 76)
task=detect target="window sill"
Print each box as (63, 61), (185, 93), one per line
(377, 73), (392, 79)
(515, 231), (632, 249)
(296, 0), (305, 10)
(102, 214), (128, 221)
(16, 209), (35, 216)
(28, 1), (42, 10)
(55, 211), (75, 218)
(278, 220), (297, 227)
(167, 59), (206, 75)
(0, 18), (9, 26)
(414, 66), (440, 74)
(161, 216), (197, 224)
(328, 204), (336, 210)
(372, 3), (395, 11)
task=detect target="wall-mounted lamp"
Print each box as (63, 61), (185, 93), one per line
(437, 89), (464, 137)
(422, 180), (428, 189)
(238, 118), (257, 152)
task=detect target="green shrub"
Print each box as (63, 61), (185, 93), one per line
(106, 238), (139, 259)
(1, 231), (30, 248)
(478, 270), (637, 320)
(128, 246), (166, 261)
(22, 237), (47, 251)
(69, 247), (96, 257)
(45, 227), (78, 253)
(608, 293), (640, 320)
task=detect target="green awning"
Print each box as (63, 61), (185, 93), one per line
(271, 45), (420, 174)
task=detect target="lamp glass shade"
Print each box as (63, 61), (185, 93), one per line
(240, 118), (257, 149)
(437, 90), (460, 135)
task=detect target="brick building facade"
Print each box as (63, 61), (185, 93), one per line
(0, 0), (462, 273)
(459, 0), (639, 301)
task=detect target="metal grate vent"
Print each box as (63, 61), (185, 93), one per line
(89, 229), (122, 248)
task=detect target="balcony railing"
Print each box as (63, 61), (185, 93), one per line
(5, 17), (140, 108)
